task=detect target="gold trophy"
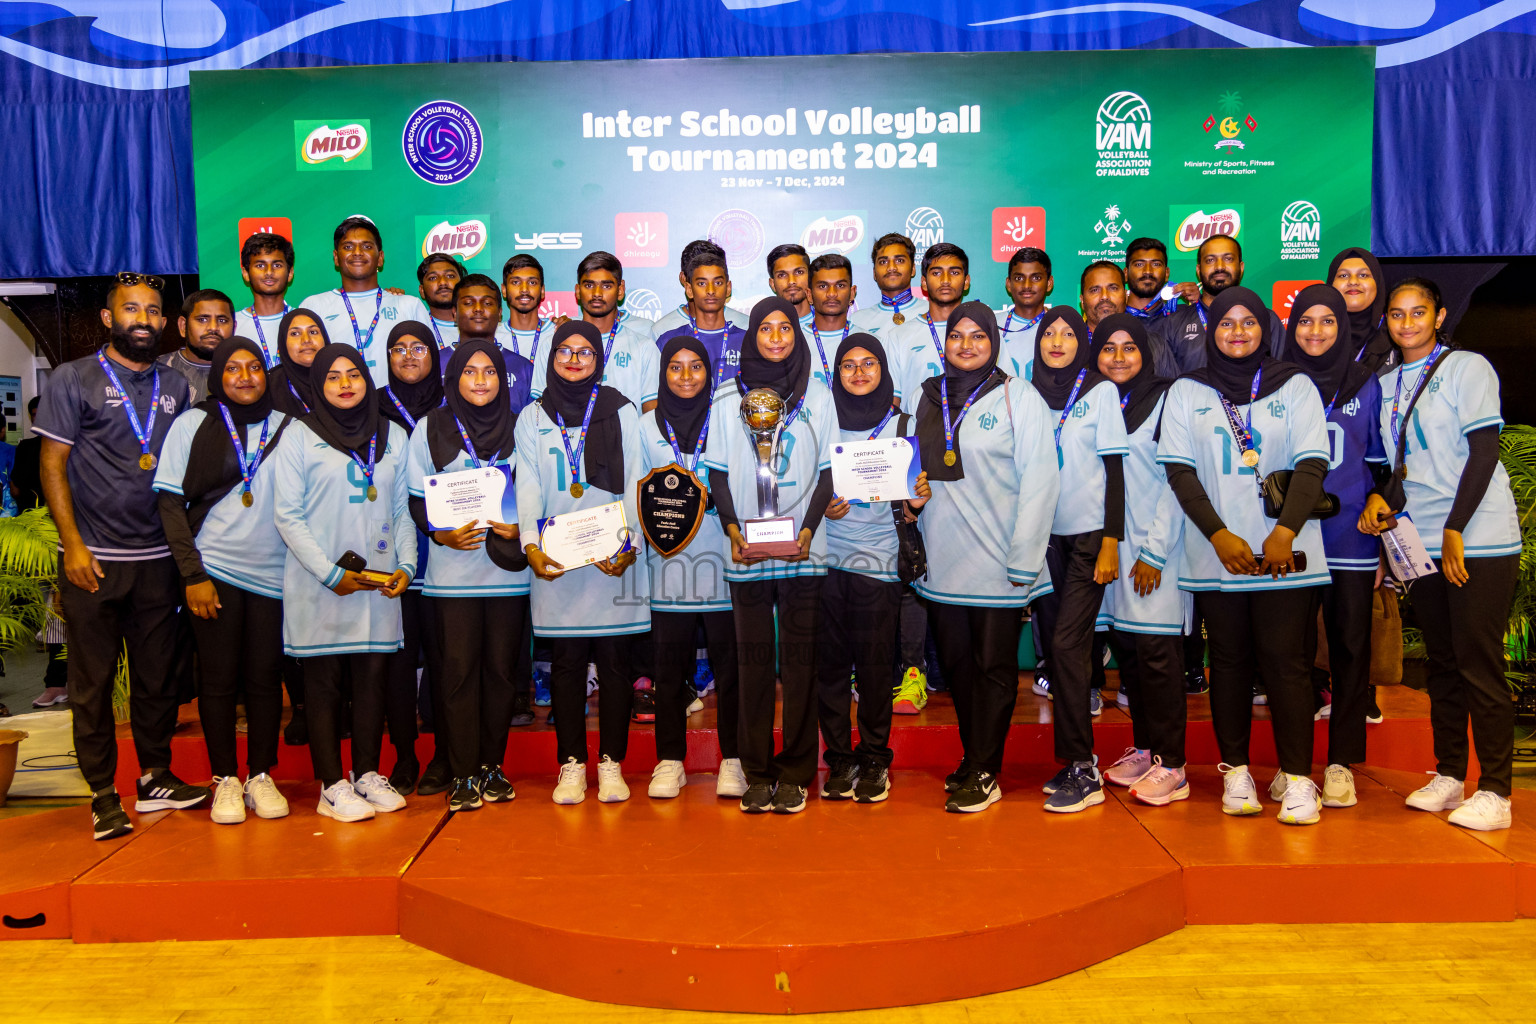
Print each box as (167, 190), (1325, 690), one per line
(738, 388), (802, 558)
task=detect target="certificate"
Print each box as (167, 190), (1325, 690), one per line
(830, 435), (921, 503)
(538, 500), (633, 570)
(424, 465), (516, 531)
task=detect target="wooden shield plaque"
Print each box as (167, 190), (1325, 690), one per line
(637, 464), (707, 558)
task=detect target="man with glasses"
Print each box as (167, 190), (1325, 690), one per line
(35, 273), (207, 840)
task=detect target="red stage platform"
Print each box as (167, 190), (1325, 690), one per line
(3, 682), (1530, 1013)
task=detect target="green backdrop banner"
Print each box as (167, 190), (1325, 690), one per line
(191, 48), (1373, 322)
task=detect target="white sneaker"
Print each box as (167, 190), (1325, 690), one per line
(716, 758), (748, 798)
(318, 779), (375, 822)
(1219, 763), (1263, 816)
(1314, 703), (1332, 721)
(244, 773), (290, 819)
(1277, 774), (1322, 826)
(1447, 789), (1513, 831)
(687, 696), (705, 714)
(597, 756), (630, 803)
(210, 775), (246, 825)
(1267, 768), (1288, 802)
(648, 759), (686, 799)
(552, 758), (587, 804)
(1321, 764), (1357, 808)
(1405, 773), (1465, 812)
(352, 771), (406, 812)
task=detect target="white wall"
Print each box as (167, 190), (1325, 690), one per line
(0, 304), (45, 444)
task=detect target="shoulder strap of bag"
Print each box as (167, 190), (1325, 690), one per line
(1391, 349), (1454, 478)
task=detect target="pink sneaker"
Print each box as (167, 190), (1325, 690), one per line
(1130, 760), (1190, 806)
(1103, 747), (1152, 787)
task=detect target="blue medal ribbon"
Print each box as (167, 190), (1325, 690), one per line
(383, 387), (416, 430)
(1390, 344), (1443, 441)
(881, 287), (913, 316)
(340, 287), (385, 354)
(663, 405), (712, 474)
(1053, 369), (1088, 450)
(1216, 367), (1265, 462)
(246, 303), (289, 365)
(96, 351), (161, 466)
(347, 434), (379, 500)
(453, 414), (488, 470)
(939, 373), (991, 464)
(811, 325), (848, 382)
(217, 403), (270, 504)
(1002, 309), (1044, 334)
(555, 381), (602, 494)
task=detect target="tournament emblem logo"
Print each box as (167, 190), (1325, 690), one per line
(401, 101), (483, 186)
(1202, 91), (1257, 151)
(904, 207), (944, 264)
(419, 218), (488, 262)
(1094, 91), (1151, 177)
(294, 121), (371, 171)
(1279, 201), (1322, 262)
(1171, 207), (1242, 253)
(709, 209), (766, 268)
(796, 212), (865, 257)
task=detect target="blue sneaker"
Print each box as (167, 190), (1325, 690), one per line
(1043, 761), (1105, 814)
(1090, 689), (1103, 717)
(533, 663), (552, 707)
(1042, 754), (1097, 796)
(692, 657), (715, 696)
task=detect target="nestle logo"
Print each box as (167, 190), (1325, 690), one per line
(294, 120), (372, 171)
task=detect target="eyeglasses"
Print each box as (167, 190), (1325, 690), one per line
(389, 344), (432, 358)
(555, 346), (597, 363)
(115, 271), (165, 290)
(839, 359), (880, 374)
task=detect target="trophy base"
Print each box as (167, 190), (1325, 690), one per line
(742, 516), (802, 559)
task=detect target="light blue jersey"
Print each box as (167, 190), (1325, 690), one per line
(405, 420), (530, 598)
(994, 306), (1043, 381)
(640, 413), (732, 612)
(233, 307), (288, 367)
(653, 304), (749, 336)
(849, 295), (930, 337)
(825, 414), (909, 582)
(885, 314), (948, 414)
(806, 324), (852, 395)
(915, 378), (1060, 607)
(152, 408), (290, 599)
(298, 288), (433, 390)
(1156, 374), (1331, 592)
(1097, 395), (1192, 635)
(701, 384), (836, 582)
(529, 312), (659, 408)
(1049, 379), (1131, 536)
(502, 318), (552, 364)
(1379, 350), (1520, 558)
(514, 399), (650, 637)
(270, 419), (416, 656)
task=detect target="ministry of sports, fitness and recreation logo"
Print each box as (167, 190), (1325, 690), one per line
(1077, 203), (1133, 259)
(709, 209), (766, 268)
(905, 207), (943, 264)
(1279, 200), (1322, 262)
(294, 120), (371, 171)
(1094, 91), (1151, 177)
(795, 211), (865, 258)
(416, 217), (489, 264)
(401, 100), (483, 186)
(1202, 91), (1258, 151)
(615, 212), (668, 268)
(1170, 205), (1243, 253)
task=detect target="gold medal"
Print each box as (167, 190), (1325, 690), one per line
(366, 484), (378, 502)
(139, 453), (156, 471)
(241, 491), (254, 508)
(892, 312), (905, 325)
(570, 482), (584, 498)
(943, 450), (957, 467)
(1241, 448), (1260, 469)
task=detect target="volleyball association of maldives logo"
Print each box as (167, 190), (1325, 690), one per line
(402, 100), (483, 185)
(1094, 91), (1151, 177)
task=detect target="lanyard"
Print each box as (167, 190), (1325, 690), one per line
(1195, 302), (1208, 331)
(811, 325), (848, 381)
(1003, 309), (1044, 334)
(383, 387), (416, 430)
(452, 414), (489, 470)
(340, 288), (385, 353)
(1217, 367), (1265, 467)
(1127, 298), (1164, 320)
(429, 318), (450, 351)
(924, 313), (945, 357)
(687, 315), (733, 390)
(287, 381), (310, 414)
(217, 404), (270, 507)
(97, 351), (160, 468)
(1390, 345), (1443, 441)
(939, 374), (990, 466)
(246, 304), (289, 365)
(663, 405), (712, 474)
(348, 434), (379, 501)
(1121, 392), (1131, 411)
(865, 405), (896, 441)
(506, 318), (544, 360)
(1053, 369), (1088, 450)
(882, 288), (913, 314)
(554, 382), (601, 497)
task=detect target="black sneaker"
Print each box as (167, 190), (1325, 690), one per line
(283, 706), (308, 746)
(740, 781), (776, 814)
(821, 762), (858, 800)
(1366, 686), (1384, 724)
(631, 687), (657, 723)
(447, 777), (483, 812)
(1042, 763), (1072, 796)
(416, 758), (453, 797)
(772, 783), (808, 814)
(1184, 669), (1209, 695)
(91, 793), (133, 841)
(134, 770), (211, 812)
(1252, 684), (1268, 706)
(945, 771), (1001, 813)
(1042, 761), (1105, 814)
(478, 765), (516, 803)
(853, 765), (890, 804)
(509, 711), (535, 728)
(388, 758), (420, 796)
(944, 757), (973, 793)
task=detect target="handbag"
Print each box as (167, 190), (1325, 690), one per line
(1260, 469), (1340, 521)
(891, 413), (928, 584)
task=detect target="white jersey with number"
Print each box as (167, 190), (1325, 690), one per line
(233, 307), (289, 367)
(298, 288), (433, 390)
(994, 306), (1043, 381)
(806, 325), (853, 395)
(528, 311), (658, 408)
(849, 295), (930, 338)
(884, 314), (948, 414)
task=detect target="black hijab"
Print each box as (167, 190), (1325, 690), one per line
(1091, 313), (1172, 433)
(1030, 307), (1105, 411)
(1282, 283), (1373, 411)
(304, 343), (390, 462)
(181, 336), (291, 529)
(654, 335), (713, 455)
(268, 307), (325, 416)
(736, 296), (812, 413)
(1179, 286), (1302, 404)
(541, 319), (630, 495)
(916, 301), (1006, 482)
(831, 333), (895, 432)
(381, 320), (443, 429)
(1326, 246), (1393, 373)
(427, 339), (517, 471)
